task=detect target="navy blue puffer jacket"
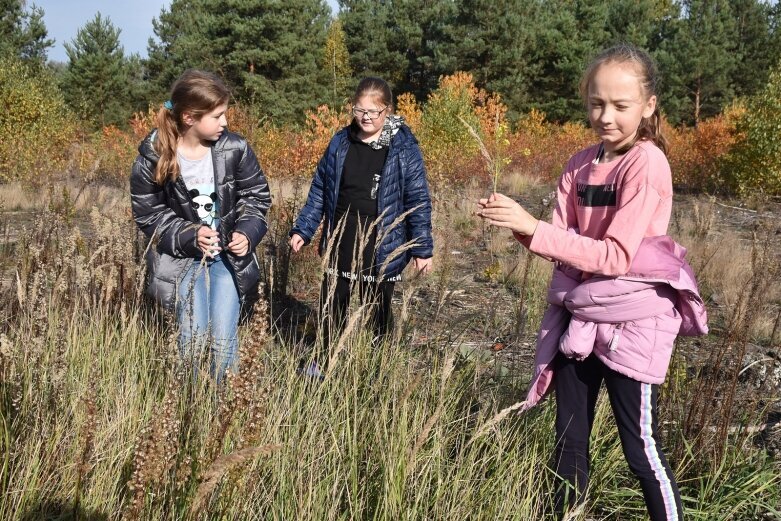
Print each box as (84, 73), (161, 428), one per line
(291, 124), (433, 279)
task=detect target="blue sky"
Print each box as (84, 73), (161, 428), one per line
(34, 0), (341, 63)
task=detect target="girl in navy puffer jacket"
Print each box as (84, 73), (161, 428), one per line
(289, 77), (433, 376)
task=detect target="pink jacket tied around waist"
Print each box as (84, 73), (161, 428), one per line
(524, 235), (708, 410)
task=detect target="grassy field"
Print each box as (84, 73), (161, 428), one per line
(1, 179), (780, 520)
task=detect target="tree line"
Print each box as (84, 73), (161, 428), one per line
(3, 0), (781, 129)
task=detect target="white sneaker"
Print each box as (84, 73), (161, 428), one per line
(298, 361), (324, 380)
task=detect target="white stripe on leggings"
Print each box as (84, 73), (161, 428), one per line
(640, 383), (678, 520)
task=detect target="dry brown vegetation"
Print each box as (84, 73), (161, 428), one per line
(1, 169), (779, 519)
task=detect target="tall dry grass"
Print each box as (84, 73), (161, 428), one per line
(0, 185), (779, 520)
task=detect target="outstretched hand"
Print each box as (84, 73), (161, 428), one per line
(289, 233), (305, 253)
(476, 193), (539, 236)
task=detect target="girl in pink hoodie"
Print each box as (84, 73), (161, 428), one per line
(478, 44), (689, 520)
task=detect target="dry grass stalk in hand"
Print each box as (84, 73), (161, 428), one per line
(458, 113), (510, 195)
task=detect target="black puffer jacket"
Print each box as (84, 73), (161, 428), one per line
(130, 129), (271, 310)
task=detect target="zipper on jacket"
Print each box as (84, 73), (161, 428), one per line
(609, 323), (624, 352)
(210, 146), (225, 240)
(328, 138), (348, 235)
(374, 141), (401, 262)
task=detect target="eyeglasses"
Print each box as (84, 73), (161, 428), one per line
(352, 106), (387, 119)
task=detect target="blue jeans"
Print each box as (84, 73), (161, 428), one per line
(176, 255), (240, 382)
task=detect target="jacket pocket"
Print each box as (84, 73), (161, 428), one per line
(596, 322), (652, 371)
(145, 247), (190, 311)
(596, 308), (681, 380)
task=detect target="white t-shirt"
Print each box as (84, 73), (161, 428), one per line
(178, 148), (219, 230)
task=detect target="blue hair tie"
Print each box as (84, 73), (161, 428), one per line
(163, 100), (173, 110)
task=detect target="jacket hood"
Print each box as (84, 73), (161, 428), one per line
(138, 128), (237, 164)
(138, 129), (160, 163)
(389, 122), (417, 147)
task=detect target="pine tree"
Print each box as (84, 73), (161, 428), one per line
(605, 0), (675, 49)
(146, 0), (215, 101)
(0, 0), (53, 65)
(339, 0), (411, 89)
(730, 0), (776, 98)
(438, 0), (538, 122)
(339, 0), (455, 100)
(146, 0), (332, 122)
(657, 0), (738, 125)
(397, 0), (458, 98)
(60, 13), (134, 129)
(522, 0), (609, 122)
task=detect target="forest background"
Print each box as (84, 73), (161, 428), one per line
(2, 0), (781, 193)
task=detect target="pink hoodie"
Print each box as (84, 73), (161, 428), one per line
(517, 140), (674, 276)
(523, 235), (708, 410)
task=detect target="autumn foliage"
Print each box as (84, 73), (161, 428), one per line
(0, 57), (77, 185)
(7, 68), (774, 197)
(665, 105), (745, 193)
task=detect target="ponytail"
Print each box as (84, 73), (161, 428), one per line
(637, 106), (668, 156)
(153, 105), (181, 185)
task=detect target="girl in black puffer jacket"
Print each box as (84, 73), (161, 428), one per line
(289, 77), (433, 377)
(130, 69), (271, 382)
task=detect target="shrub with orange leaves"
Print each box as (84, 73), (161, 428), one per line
(415, 72), (509, 185)
(511, 111), (594, 181)
(255, 104), (350, 180)
(75, 108), (156, 186)
(90, 125), (141, 185)
(67, 86), (745, 197)
(396, 92), (422, 134)
(226, 104), (261, 145)
(666, 105), (743, 193)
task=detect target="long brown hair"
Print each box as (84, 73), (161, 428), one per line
(579, 43), (668, 156)
(153, 69), (230, 185)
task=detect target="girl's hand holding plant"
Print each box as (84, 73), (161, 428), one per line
(477, 193), (539, 236)
(197, 225), (221, 257)
(227, 232), (249, 256)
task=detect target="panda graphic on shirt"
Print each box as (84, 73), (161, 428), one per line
(189, 186), (219, 228)
(178, 149), (219, 229)
(188, 183), (220, 258)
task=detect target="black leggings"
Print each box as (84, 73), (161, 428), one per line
(317, 275), (394, 361)
(553, 353), (682, 520)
